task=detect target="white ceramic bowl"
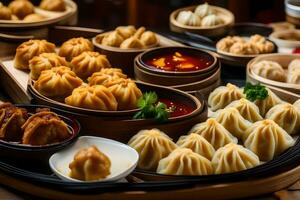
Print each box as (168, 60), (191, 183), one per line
(269, 29), (300, 48)
(49, 136), (139, 183)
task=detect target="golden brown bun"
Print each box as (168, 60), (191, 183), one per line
(8, 0), (34, 19)
(0, 5), (12, 20)
(40, 0), (66, 12)
(88, 68), (127, 87)
(23, 13), (45, 22)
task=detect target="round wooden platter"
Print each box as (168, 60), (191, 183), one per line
(0, 165), (300, 200)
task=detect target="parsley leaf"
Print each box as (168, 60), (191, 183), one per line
(243, 82), (268, 102)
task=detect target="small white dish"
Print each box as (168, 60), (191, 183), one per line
(49, 136), (139, 183)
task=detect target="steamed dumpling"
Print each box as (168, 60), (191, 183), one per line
(34, 66), (83, 98)
(194, 2), (215, 18)
(225, 98), (263, 122)
(29, 53), (68, 80)
(157, 148), (213, 176)
(254, 88), (282, 116)
(0, 5), (12, 20)
(40, 0), (66, 12)
(294, 99), (300, 110)
(71, 51), (111, 79)
(128, 129), (177, 170)
(65, 85), (118, 111)
(101, 31), (124, 47)
(106, 78), (142, 110)
(287, 68), (300, 84)
(120, 36), (145, 49)
(266, 103), (300, 135)
(252, 61), (286, 82)
(59, 37), (94, 61)
(212, 143), (260, 174)
(140, 31), (158, 46)
(14, 40), (56, 70)
(8, 0), (34, 19)
(176, 11), (202, 26)
(208, 83), (245, 111)
(115, 25), (136, 39)
(88, 68), (127, 87)
(214, 107), (251, 140)
(189, 118), (238, 150)
(244, 119), (295, 161)
(177, 133), (215, 160)
(201, 14), (224, 27)
(288, 59), (300, 72)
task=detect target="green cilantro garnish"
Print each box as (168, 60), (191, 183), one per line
(243, 82), (268, 102)
(133, 91), (169, 122)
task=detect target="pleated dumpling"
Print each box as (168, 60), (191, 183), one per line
(212, 143), (260, 174)
(59, 37), (94, 61)
(88, 68), (127, 87)
(0, 5), (12, 20)
(14, 40), (56, 70)
(287, 68), (300, 84)
(214, 107), (251, 140)
(243, 119), (295, 161)
(177, 133), (215, 160)
(225, 98), (263, 122)
(176, 11), (202, 26)
(71, 51), (111, 79)
(23, 14), (45, 22)
(288, 59), (300, 72)
(120, 36), (145, 49)
(201, 14), (224, 27)
(208, 83), (245, 111)
(65, 85), (118, 111)
(266, 103), (300, 135)
(254, 88), (282, 116)
(252, 60), (286, 82)
(157, 148), (213, 176)
(29, 53), (68, 80)
(101, 31), (125, 47)
(194, 3), (215, 18)
(293, 99), (300, 110)
(34, 66), (83, 98)
(115, 25), (136, 39)
(8, 0), (34, 19)
(140, 31), (158, 47)
(128, 129), (177, 170)
(40, 0), (66, 12)
(106, 78), (142, 110)
(189, 118), (238, 150)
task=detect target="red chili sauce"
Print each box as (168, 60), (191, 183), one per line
(145, 52), (213, 72)
(158, 98), (194, 118)
(293, 48), (300, 54)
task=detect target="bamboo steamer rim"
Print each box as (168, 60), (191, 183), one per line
(269, 29), (300, 47)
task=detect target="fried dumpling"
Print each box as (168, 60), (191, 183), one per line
(176, 11), (202, 26)
(106, 78), (142, 110)
(194, 2), (215, 18)
(120, 36), (145, 49)
(254, 88), (282, 116)
(212, 143), (260, 174)
(229, 42), (259, 55)
(140, 31), (158, 47)
(88, 68), (127, 87)
(8, 0), (34, 19)
(249, 34), (275, 54)
(101, 31), (124, 47)
(208, 83), (245, 111)
(287, 68), (300, 84)
(69, 146), (111, 181)
(115, 25), (136, 39)
(29, 53), (68, 80)
(216, 36), (245, 52)
(40, 0), (66, 12)
(201, 14), (224, 27)
(266, 103), (300, 135)
(189, 118), (238, 150)
(14, 39), (56, 70)
(34, 66), (83, 98)
(213, 107), (251, 140)
(59, 37), (94, 61)
(0, 5), (12, 20)
(0, 103), (27, 141)
(225, 98), (263, 122)
(71, 51), (111, 80)
(157, 148), (213, 176)
(243, 119), (295, 161)
(23, 13), (45, 22)
(22, 109), (70, 145)
(252, 61), (286, 82)
(128, 128), (177, 170)
(177, 133), (215, 160)
(65, 85), (118, 111)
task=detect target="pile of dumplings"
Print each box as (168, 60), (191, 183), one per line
(0, 0), (66, 22)
(95, 26), (158, 49)
(216, 34), (275, 55)
(252, 59), (300, 84)
(176, 3), (224, 28)
(13, 38), (142, 111)
(128, 83), (299, 176)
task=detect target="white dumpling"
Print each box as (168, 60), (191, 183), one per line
(176, 10), (201, 26)
(201, 14), (224, 27)
(287, 68), (300, 84)
(252, 60), (286, 82)
(194, 2), (215, 18)
(294, 99), (300, 110)
(254, 88), (282, 116)
(288, 59), (300, 72)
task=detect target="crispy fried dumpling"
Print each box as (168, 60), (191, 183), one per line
(254, 88), (282, 116)
(252, 61), (286, 82)
(34, 66), (83, 98)
(189, 118), (238, 150)
(140, 31), (158, 46)
(229, 42), (259, 55)
(208, 83), (245, 111)
(0, 103), (27, 141)
(101, 31), (124, 47)
(177, 133), (215, 160)
(65, 85), (118, 111)
(128, 128), (177, 170)
(243, 119), (295, 161)
(201, 14), (224, 27)
(287, 68), (300, 84)
(213, 107), (251, 140)
(194, 2), (215, 18)
(115, 25), (136, 39)
(225, 98), (263, 122)
(40, 0), (66, 12)
(14, 39), (56, 70)
(69, 145), (111, 181)
(216, 36), (245, 52)
(106, 78), (142, 110)
(29, 53), (68, 80)
(212, 143), (260, 174)
(249, 34), (275, 54)
(0, 4), (12, 20)
(59, 37), (94, 61)
(8, 0), (34, 19)
(71, 51), (111, 79)
(88, 68), (127, 87)
(266, 103), (300, 135)
(22, 109), (70, 145)
(157, 148), (213, 175)
(176, 11), (202, 26)
(23, 13), (45, 22)
(133, 27), (146, 38)
(120, 36), (145, 49)
(288, 59), (300, 72)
